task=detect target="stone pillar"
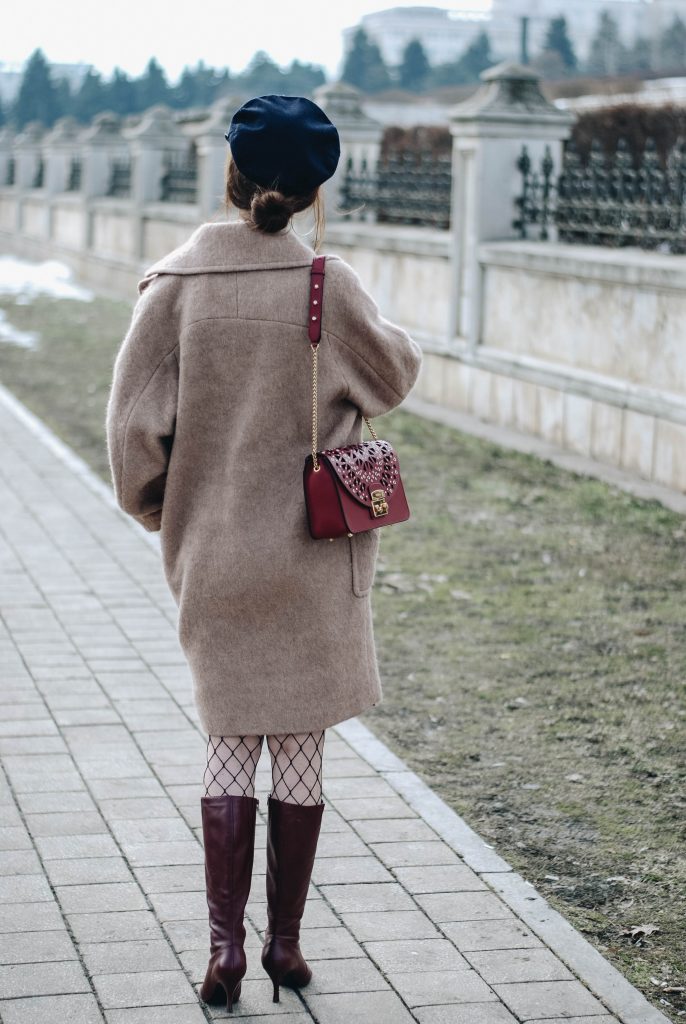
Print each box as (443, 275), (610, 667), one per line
(14, 122), (45, 189)
(42, 117), (81, 194)
(80, 112), (128, 198)
(128, 104), (186, 205)
(0, 126), (16, 186)
(448, 61), (573, 347)
(196, 95), (242, 220)
(313, 81), (384, 220)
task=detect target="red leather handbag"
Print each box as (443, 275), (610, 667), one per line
(303, 255), (411, 540)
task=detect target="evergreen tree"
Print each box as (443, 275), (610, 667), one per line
(586, 12), (625, 76)
(399, 38), (430, 92)
(72, 68), (107, 122)
(195, 61), (227, 104)
(214, 68), (233, 100)
(658, 15), (686, 71)
(532, 49), (568, 79)
(544, 16), (577, 71)
(107, 68), (136, 115)
(13, 48), (61, 128)
(53, 76), (72, 117)
(429, 30), (494, 87)
(136, 57), (169, 111)
(626, 35), (653, 73)
(174, 60), (229, 107)
(341, 28), (392, 93)
(283, 59), (326, 95)
(240, 51), (285, 94)
(173, 67), (199, 109)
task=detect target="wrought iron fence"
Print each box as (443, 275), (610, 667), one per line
(106, 159), (131, 198)
(161, 149), (198, 204)
(514, 137), (686, 254)
(340, 153), (452, 230)
(32, 159), (44, 189)
(67, 158), (82, 192)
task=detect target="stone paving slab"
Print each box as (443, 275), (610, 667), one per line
(0, 381), (670, 1024)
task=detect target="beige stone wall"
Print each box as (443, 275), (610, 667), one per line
(481, 244), (686, 398)
(0, 196), (17, 232)
(21, 198), (50, 240)
(91, 204), (138, 262)
(324, 222), (451, 340)
(52, 201), (85, 251)
(142, 207), (203, 265)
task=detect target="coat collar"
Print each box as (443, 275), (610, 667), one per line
(138, 218), (321, 293)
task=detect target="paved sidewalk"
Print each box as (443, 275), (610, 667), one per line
(0, 383), (669, 1024)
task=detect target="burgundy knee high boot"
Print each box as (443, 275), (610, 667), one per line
(199, 794), (258, 1012)
(261, 794), (325, 1002)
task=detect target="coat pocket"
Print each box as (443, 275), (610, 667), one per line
(348, 529), (381, 597)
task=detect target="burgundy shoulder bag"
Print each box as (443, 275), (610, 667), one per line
(302, 254), (411, 541)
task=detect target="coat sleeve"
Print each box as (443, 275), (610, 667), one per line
(105, 274), (180, 532)
(323, 257), (423, 418)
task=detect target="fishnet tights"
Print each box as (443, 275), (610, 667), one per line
(204, 731), (325, 805)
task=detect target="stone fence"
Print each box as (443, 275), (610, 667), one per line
(0, 67), (684, 493)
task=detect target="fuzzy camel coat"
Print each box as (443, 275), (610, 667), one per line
(105, 218), (422, 735)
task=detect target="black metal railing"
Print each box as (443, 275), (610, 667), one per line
(67, 157), (82, 192)
(514, 137), (686, 254)
(106, 159), (131, 198)
(340, 153), (452, 229)
(160, 149), (198, 203)
(32, 159), (44, 189)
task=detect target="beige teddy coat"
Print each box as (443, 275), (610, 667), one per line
(105, 218), (422, 736)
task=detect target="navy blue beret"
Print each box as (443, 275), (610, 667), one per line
(225, 94), (340, 197)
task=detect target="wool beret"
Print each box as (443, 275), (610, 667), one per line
(225, 94), (340, 197)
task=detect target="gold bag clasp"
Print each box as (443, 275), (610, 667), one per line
(370, 488), (389, 518)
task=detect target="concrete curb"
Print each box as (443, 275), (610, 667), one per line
(0, 381), (671, 1024)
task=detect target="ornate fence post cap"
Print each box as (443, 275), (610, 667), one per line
(481, 60), (540, 84)
(197, 95), (245, 138)
(44, 116), (81, 146)
(128, 104), (179, 142)
(81, 112), (123, 145)
(449, 59), (574, 132)
(314, 80), (381, 131)
(15, 121), (45, 146)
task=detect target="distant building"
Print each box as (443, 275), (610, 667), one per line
(341, 6), (489, 69)
(342, 1), (686, 74)
(490, 0), (658, 62)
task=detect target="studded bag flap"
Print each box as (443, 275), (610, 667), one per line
(302, 255), (411, 540)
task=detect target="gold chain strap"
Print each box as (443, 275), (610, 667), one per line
(311, 342), (320, 471)
(311, 342), (377, 473)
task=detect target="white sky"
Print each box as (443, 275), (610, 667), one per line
(7, 1), (493, 82)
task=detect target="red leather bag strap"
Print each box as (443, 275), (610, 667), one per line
(308, 255), (326, 345)
(306, 252), (378, 469)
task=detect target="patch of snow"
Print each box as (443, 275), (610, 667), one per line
(0, 255), (94, 303)
(0, 309), (39, 349)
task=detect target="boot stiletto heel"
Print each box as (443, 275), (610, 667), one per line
(200, 953), (244, 1012)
